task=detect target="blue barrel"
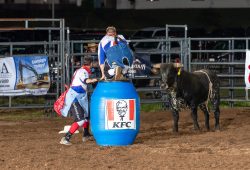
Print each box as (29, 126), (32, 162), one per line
(90, 81), (140, 146)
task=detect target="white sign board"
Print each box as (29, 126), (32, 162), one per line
(245, 50), (250, 88)
(105, 99), (136, 130)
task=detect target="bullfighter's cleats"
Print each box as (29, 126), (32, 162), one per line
(114, 66), (128, 81)
(114, 66), (122, 80)
(82, 135), (93, 143)
(60, 137), (72, 145)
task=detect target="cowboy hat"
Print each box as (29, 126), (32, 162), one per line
(84, 43), (98, 49)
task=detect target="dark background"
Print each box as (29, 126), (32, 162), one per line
(1, 3), (250, 36)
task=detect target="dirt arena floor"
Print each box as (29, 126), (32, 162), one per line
(0, 108), (250, 170)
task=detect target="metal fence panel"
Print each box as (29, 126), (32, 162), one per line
(1, 21), (249, 110)
(189, 37), (250, 106)
(0, 18), (65, 109)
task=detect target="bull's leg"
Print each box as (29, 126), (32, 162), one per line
(199, 104), (210, 131)
(167, 91), (180, 132)
(191, 106), (200, 131)
(171, 110), (179, 133)
(214, 107), (220, 131)
(211, 91), (221, 131)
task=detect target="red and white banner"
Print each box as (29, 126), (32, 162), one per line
(105, 99), (136, 130)
(245, 50), (250, 88)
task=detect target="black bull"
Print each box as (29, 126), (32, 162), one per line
(158, 63), (220, 132)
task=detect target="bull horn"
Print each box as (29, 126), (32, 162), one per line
(152, 63), (161, 68)
(151, 68), (159, 74)
(173, 63), (184, 68)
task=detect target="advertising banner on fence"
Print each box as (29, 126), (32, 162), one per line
(245, 50), (250, 88)
(128, 54), (151, 78)
(0, 56), (50, 96)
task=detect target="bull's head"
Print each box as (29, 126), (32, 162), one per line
(153, 63), (183, 90)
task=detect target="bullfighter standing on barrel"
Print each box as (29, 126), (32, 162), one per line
(98, 26), (133, 80)
(60, 56), (98, 145)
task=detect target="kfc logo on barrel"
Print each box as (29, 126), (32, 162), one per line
(105, 99), (136, 130)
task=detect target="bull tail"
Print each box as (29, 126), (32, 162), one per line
(194, 70), (213, 111)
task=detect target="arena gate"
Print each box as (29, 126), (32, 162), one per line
(0, 18), (65, 112)
(0, 22), (249, 112)
(189, 37), (250, 107)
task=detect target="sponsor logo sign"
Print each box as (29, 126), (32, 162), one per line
(0, 57), (16, 90)
(0, 56), (50, 96)
(128, 56), (151, 78)
(245, 50), (250, 88)
(105, 99), (136, 130)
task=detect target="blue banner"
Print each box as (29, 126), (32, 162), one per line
(0, 56), (50, 96)
(128, 53), (151, 78)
